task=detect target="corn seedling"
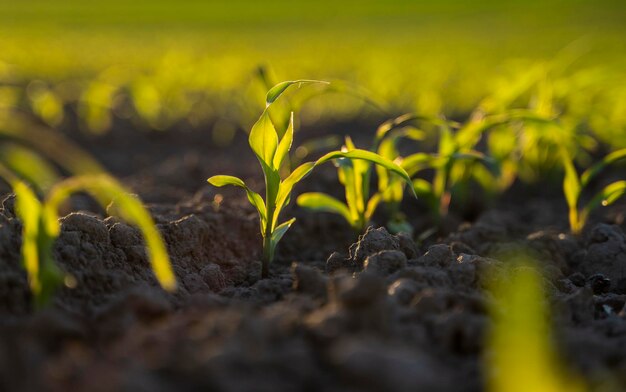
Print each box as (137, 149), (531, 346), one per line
(378, 111), (557, 226)
(209, 81), (413, 277)
(561, 148), (626, 234)
(384, 114), (499, 222)
(0, 117), (176, 306)
(297, 133), (416, 234)
(0, 169), (178, 307)
(374, 114), (438, 232)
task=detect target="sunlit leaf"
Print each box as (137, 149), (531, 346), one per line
(0, 144), (60, 192)
(249, 110), (278, 166)
(364, 192), (382, 221)
(297, 192), (352, 223)
(375, 113), (452, 143)
(316, 149), (415, 195)
(208, 175), (267, 229)
(560, 151), (581, 210)
(13, 182), (43, 294)
(580, 148), (626, 186)
(273, 112), (294, 169)
(401, 152), (437, 177)
(266, 80), (329, 107)
(487, 258), (586, 392)
(583, 180), (626, 215)
(270, 217), (296, 254)
(45, 175), (177, 291)
(451, 151), (501, 176)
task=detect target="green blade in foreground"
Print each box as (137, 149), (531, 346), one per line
(45, 175), (177, 291)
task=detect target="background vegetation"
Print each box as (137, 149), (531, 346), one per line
(1, 0), (625, 145)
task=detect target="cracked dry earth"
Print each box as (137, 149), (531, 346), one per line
(1, 128), (626, 391)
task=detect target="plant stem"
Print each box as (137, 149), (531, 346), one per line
(262, 202), (275, 279)
(262, 230), (271, 278)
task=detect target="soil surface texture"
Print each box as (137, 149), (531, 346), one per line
(1, 122), (626, 392)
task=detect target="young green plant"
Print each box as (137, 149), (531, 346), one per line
(208, 81), (413, 277)
(375, 114), (499, 224)
(0, 169), (178, 307)
(297, 129), (418, 234)
(561, 148), (626, 234)
(0, 119), (176, 306)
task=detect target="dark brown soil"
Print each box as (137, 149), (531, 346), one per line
(1, 123), (626, 392)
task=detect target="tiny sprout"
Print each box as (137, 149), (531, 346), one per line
(209, 81), (413, 277)
(561, 148), (626, 234)
(297, 135), (416, 233)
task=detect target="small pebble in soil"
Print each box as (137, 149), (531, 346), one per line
(569, 272), (586, 287)
(588, 274), (611, 294)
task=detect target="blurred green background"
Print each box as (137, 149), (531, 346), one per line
(0, 0), (625, 145)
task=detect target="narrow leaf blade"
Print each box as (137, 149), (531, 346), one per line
(581, 148), (626, 186)
(270, 218), (296, 254)
(297, 192), (352, 223)
(266, 80), (329, 106)
(208, 175), (267, 227)
(273, 112), (294, 169)
(316, 149), (416, 196)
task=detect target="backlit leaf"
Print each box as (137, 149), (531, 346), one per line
(297, 192), (352, 223)
(270, 218), (296, 254)
(266, 80), (329, 107)
(273, 112), (294, 169)
(208, 175), (267, 229)
(560, 152), (581, 210)
(581, 148), (626, 187)
(249, 110), (278, 166)
(45, 175), (177, 291)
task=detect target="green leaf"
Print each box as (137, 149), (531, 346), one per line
(401, 153), (437, 177)
(45, 175), (177, 291)
(451, 151), (501, 176)
(583, 181), (626, 214)
(297, 192), (352, 223)
(270, 218), (296, 254)
(276, 148), (417, 231)
(337, 160), (360, 221)
(581, 148), (626, 187)
(13, 181), (43, 295)
(266, 80), (329, 107)
(377, 137), (398, 161)
(249, 110), (278, 166)
(412, 178), (434, 197)
(375, 113), (451, 143)
(292, 135), (341, 163)
(364, 193), (382, 221)
(412, 178), (440, 213)
(273, 112), (294, 169)
(273, 162), (316, 229)
(438, 125), (456, 157)
(0, 144), (60, 192)
(316, 149), (416, 196)
(208, 175), (267, 229)
(561, 152), (581, 210)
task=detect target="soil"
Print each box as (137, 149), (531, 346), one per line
(1, 120), (626, 392)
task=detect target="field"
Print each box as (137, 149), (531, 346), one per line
(1, 1), (626, 391)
